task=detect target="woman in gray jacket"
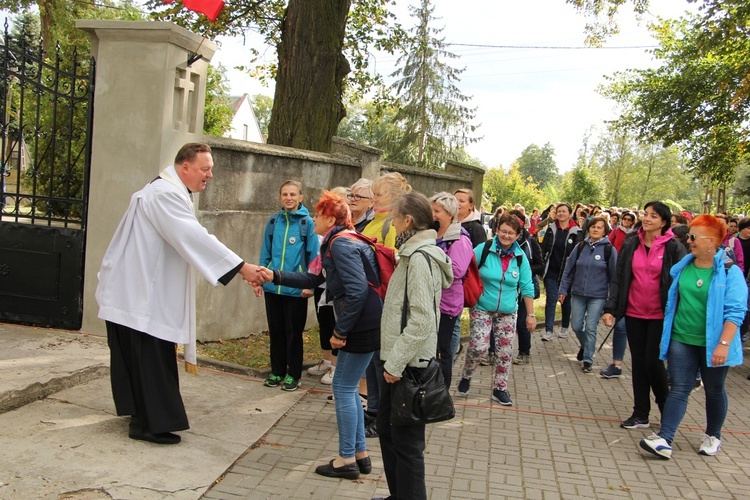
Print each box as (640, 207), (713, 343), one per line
(558, 217), (617, 373)
(378, 192), (453, 500)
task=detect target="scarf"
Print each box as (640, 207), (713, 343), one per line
(396, 229), (418, 249)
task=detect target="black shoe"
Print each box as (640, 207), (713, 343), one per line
(576, 348), (584, 361)
(128, 429), (181, 445)
(582, 362), (592, 373)
(357, 456), (372, 474)
(315, 459), (360, 480)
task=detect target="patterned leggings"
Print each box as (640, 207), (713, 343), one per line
(460, 308), (518, 391)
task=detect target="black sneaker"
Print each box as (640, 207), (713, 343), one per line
(457, 378), (471, 396)
(600, 364), (622, 378)
(620, 415), (650, 429)
(576, 348), (584, 361)
(582, 362), (592, 373)
(264, 374), (283, 387)
(280, 375), (300, 391)
(491, 388), (513, 406)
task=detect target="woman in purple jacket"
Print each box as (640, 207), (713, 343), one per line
(431, 192), (474, 387)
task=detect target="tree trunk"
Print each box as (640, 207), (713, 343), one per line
(267, 0), (351, 153)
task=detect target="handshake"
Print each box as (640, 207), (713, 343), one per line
(238, 264), (314, 298)
(239, 263), (273, 289)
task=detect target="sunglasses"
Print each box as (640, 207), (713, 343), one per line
(687, 234), (714, 242)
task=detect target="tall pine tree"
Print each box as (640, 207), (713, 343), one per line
(389, 0), (478, 168)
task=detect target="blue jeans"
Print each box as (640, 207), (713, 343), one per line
(570, 296), (605, 364)
(332, 350), (373, 458)
(658, 340), (729, 442)
(544, 276), (571, 332)
(450, 317), (462, 364)
(613, 317), (627, 362)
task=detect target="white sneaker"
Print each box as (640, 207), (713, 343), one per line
(541, 331), (554, 342)
(639, 433), (672, 459)
(320, 365), (335, 385)
(558, 327), (569, 339)
(699, 434), (721, 456)
(307, 360), (331, 376)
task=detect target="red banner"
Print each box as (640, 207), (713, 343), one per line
(164, 0), (225, 22)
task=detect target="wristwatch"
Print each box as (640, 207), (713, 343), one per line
(719, 340), (730, 346)
(527, 313), (536, 317)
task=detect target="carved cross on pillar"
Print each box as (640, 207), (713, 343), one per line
(173, 67), (200, 133)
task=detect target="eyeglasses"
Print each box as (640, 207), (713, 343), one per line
(497, 230), (518, 237)
(687, 234), (714, 242)
(347, 194), (371, 201)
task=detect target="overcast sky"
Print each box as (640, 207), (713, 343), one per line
(212, 0), (696, 172)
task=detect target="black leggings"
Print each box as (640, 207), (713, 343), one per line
(625, 316), (669, 419)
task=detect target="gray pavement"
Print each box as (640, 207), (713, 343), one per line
(2, 321), (750, 499)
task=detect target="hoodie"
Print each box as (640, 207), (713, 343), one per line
(473, 237), (534, 314)
(626, 229), (678, 319)
(380, 230), (454, 376)
(259, 205), (319, 296)
(436, 224), (474, 316)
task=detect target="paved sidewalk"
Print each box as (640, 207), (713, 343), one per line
(204, 326), (750, 499)
(2, 321), (750, 499)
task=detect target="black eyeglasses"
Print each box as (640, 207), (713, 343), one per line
(687, 234), (714, 242)
(347, 194), (371, 201)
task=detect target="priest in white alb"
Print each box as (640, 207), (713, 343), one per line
(96, 143), (263, 445)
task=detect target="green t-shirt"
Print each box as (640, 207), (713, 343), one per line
(671, 262), (713, 346)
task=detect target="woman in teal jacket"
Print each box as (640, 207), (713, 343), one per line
(456, 214), (536, 406)
(639, 215), (747, 460)
(258, 180), (319, 391)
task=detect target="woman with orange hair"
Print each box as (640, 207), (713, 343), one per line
(261, 191), (382, 480)
(639, 215), (747, 460)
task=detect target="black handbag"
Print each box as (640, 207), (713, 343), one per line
(390, 251), (455, 427)
(391, 358), (455, 426)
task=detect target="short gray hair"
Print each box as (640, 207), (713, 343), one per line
(429, 192), (458, 221)
(349, 178), (374, 199)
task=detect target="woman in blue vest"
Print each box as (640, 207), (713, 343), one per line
(258, 180), (319, 391)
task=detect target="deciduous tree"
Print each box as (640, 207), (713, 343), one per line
(516, 143), (558, 189)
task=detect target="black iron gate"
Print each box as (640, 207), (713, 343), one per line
(0, 23), (94, 329)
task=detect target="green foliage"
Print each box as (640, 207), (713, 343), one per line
(560, 165), (605, 205)
(203, 64), (234, 136)
(250, 94), (273, 136)
(483, 164), (546, 212)
(600, 0), (750, 187)
(516, 143), (559, 188)
(387, 0), (479, 169)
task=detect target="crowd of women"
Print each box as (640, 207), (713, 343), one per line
(252, 181), (748, 498)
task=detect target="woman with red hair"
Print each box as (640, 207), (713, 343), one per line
(261, 191), (382, 480)
(639, 215), (747, 460)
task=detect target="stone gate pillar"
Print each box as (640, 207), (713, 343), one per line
(77, 21), (216, 335)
